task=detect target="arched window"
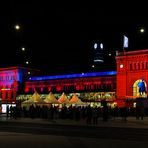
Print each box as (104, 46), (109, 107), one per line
(133, 79), (147, 98)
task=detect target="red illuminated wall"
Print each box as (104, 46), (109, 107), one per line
(0, 66), (40, 103)
(2, 49), (146, 106)
(0, 67), (18, 103)
(116, 49), (148, 103)
(25, 76), (116, 94)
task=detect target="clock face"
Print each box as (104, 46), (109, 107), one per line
(120, 64), (124, 68)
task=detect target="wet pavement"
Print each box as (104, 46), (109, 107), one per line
(1, 114), (148, 147)
(1, 114), (148, 129)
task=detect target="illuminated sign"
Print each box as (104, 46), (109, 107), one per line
(2, 104), (16, 113)
(1, 88), (11, 91)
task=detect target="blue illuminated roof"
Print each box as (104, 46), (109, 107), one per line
(28, 71), (116, 81)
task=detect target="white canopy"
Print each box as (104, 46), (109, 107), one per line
(44, 92), (59, 104)
(31, 91), (44, 103)
(69, 93), (86, 105)
(58, 92), (70, 104)
(21, 91), (45, 107)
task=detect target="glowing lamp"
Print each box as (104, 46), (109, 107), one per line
(22, 47), (25, 51)
(94, 43), (97, 49)
(140, 28), (145, 33)
(120, 64), (124, 68)
(100, 43), (103, 49)
(15, 24), (20, 30)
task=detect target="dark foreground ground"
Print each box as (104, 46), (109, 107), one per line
(1, 115), (148, 147)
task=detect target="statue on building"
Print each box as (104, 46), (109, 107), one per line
(138, 79), (147, 96)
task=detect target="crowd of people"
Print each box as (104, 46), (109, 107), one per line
(5, 101), (148, 124)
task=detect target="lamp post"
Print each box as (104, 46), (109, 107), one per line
(14, 24), (21, 31)
(140, 28), (145, 33)
(25, 61), (29, 65)
(21, 47), (25, 51)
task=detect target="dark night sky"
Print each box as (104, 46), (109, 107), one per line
(0, 1), (148, 74)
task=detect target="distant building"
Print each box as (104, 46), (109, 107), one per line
(0, 67), (40, 103)
(24, 71), (116, 104)
(0, 49), (148, 107)
(93, 41), (104, 63)
(116, 49), (148, 106)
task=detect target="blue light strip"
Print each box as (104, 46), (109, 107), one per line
(28, 71), (116, 81)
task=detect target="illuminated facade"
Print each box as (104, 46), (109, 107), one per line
(0, 67), (40, 103)
(0, 49), (148, 106)
(25, 71), (116, 96)
(116, 49), (148, 106)
(93, 41), (104, 63)
(24, 71), (116, 102)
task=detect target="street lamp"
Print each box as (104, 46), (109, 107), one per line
(108, 53), (111, 56)
(94, 43), (98, 49)
(14, 24), (21, 31)
(21, 47), (25, 51)
(140, 28), (145, 33)
(25, 61), (29, 64)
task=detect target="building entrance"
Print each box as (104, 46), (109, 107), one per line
(133, 79), (147, 98)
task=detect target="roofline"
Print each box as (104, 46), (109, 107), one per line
(28, 71), (117, 81)
(0, 66), (40, 72)
(116, 49), (148, 57)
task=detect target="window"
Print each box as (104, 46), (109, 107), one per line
(11, 85), (14, 89)
(0, 76), (3, 81)
(146, 62), (148, 69)
(6, 76), (9, 81)
(137, 63), (140, 70)
(35, 87), (41, 93)
(134, 63), (137, 70)
(133, 79), (147, 98)
(43, 87), (48, 93)
(11, 76), (15, 80)
(5, 92), (8, 99)
(130, 63), (132, 70)
(141, 62), (144, 70)
(11, 92), (14, 99)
